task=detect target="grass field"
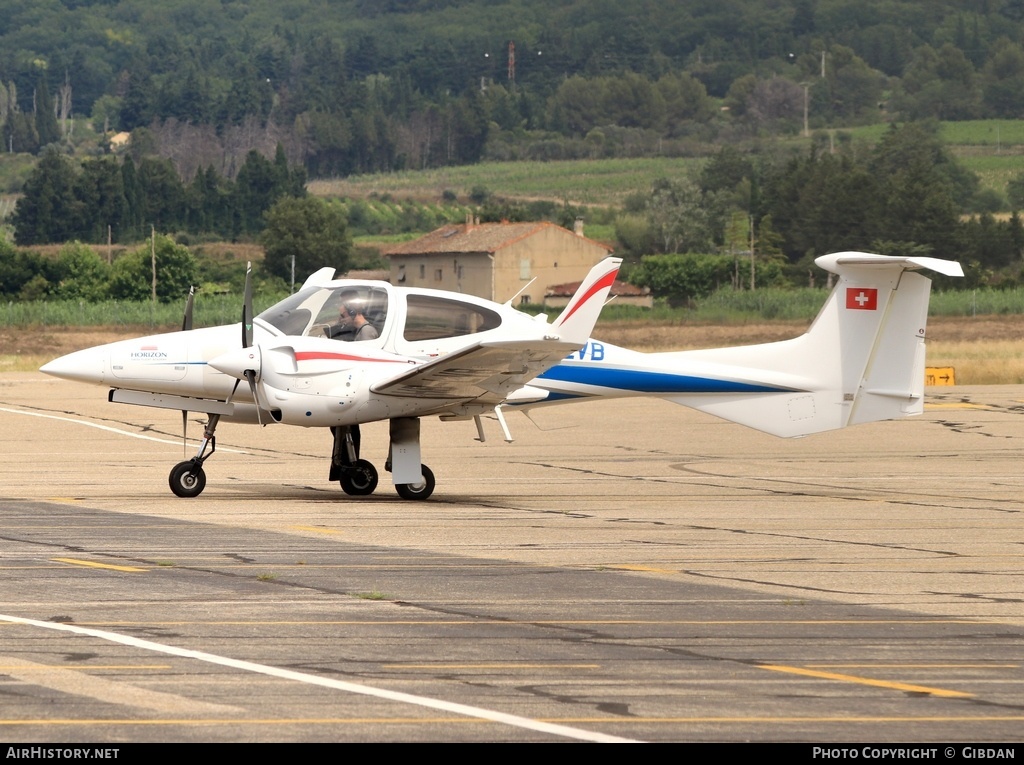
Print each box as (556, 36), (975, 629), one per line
(309, 157), (707, 207)
(308, 121), (1024, 208)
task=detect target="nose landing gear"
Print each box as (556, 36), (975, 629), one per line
(169, 459), (206, 498)
(168, 414), (219, 498)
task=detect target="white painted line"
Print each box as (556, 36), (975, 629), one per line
(0, 407), (247, 453)
(0, 613), (638, 743)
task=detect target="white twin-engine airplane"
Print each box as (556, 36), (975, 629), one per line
(41, 251), (962, 501)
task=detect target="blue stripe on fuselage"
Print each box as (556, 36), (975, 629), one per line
(537, 364), (796, 394)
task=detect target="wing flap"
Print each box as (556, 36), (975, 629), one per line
(372, 342), (570, 404)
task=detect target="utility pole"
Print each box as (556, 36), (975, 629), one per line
(802, 82), (810, 137)
(151, 225), (157, 304)
(749, 215), (756, 291)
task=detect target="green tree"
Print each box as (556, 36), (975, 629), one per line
(1007, 171), (1024, 210)
(12, 148), (78, 245)
(548, 75), (607, 136)
(869, 124), (965, 257)
(55, 242), (110, 300)
(656, 72), (715, 132)
(75, 157), (128, 243)
(137, 157), (186, 232)
(822, 45), (887, 120)
(981, 38), (1024, 116)
(645, 177), (712, 254)
(0, 241), (53, 298)
(121, 156), (145, 240)
(629, 252), (733, 307)
(260, 196), (351, 283)
(119, 69), (154, 132)
(186, 165), (231, 236)
(232, 147), (304, 236)
(895, 44), (982, 120)
(34, 76), (61, 149)
(109, 235), (197, 302)
(4, 111), (38, 153)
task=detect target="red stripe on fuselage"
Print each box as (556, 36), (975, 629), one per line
(294, 351), (398, 363)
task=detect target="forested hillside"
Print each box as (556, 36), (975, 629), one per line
(4, 0), (1024, 303)
(5, 0), (1024, 174)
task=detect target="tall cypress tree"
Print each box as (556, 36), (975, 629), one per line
(34, 76), (60, 150)
(12, 147), (77, 244)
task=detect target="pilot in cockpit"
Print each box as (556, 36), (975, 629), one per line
(334, 302), (379, 342)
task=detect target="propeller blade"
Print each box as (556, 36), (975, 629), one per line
(242, 262), (253, 348)
(181, 285), (195, 332)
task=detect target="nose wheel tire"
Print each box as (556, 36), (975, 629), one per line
(396, 464), (435, 501)
(339, 459), (379, 496)
(169, 460), (207, 498)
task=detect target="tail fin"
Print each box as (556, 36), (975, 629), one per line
(552, 257), (623, 346)
(664, 252), (963, 437)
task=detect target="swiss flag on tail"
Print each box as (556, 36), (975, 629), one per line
(846, 287), (878, 310)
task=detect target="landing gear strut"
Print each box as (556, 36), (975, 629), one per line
(328, 419), (435, 500)
(169, 414), (219, 498)
(330, 425), (379, 495)
(387, 417), (435, 501)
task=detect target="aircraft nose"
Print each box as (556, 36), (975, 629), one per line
(39, 347), (109, 384)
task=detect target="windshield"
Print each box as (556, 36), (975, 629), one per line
(257, 287), (321, 336)
(258, 285), (390, 340)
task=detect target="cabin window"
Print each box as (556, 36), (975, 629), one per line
(403, 295), (502, 342)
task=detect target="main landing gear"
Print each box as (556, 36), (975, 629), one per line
(167, 416), (435, 500)
(330, 419), (435, 501)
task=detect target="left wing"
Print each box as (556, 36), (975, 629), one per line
(373, 257), (622, 408)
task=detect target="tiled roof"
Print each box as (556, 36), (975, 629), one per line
(343, 269), (390, 281)
(382, 221), (610, 256)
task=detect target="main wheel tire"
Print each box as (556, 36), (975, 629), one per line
(396, 464), (435, 501)
(169, 460), (206, 498)
(339, 459), (378, 496)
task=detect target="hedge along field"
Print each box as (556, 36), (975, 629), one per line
(6, 285), (1024, 330)
(4, 282), (1019, 335)
(0, 292), (291, 329)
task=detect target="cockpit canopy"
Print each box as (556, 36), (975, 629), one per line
(257, 282), (503, 346)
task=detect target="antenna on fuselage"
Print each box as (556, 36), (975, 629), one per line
(502, 277), (536, 306)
